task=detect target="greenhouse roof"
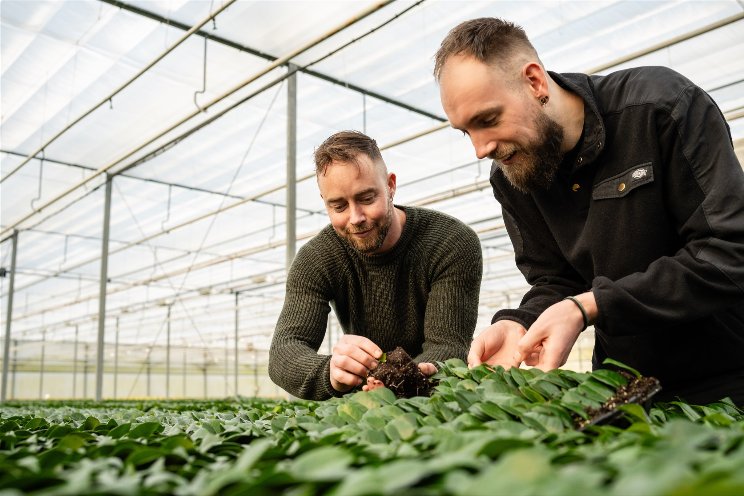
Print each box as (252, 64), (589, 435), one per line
(2, 0), (743, 371)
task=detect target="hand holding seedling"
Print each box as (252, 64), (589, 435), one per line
(330, 335), (383, 393)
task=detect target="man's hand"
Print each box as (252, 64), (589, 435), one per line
(468, 320), (527, 368)
(516, 292), (597, 370)
(330, 335), (382, 393)
(363, 362), (437, 392)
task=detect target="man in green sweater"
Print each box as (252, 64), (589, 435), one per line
(269, 131), (483, 400)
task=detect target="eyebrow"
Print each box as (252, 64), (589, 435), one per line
(326, 188), (377, 205)
(465, 106), (504, 128)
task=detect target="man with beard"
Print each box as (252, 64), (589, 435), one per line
(435, 18), (744, 405)
(269, 131), (482, 400)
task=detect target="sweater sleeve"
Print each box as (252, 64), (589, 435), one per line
(268, 242), (340, 400)
(592, 83), (744, 332)
(415, 221), (483, 364)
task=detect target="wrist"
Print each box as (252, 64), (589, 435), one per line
(564, 296), (589, 332)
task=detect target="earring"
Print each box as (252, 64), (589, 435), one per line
(539, 95), (549, 107)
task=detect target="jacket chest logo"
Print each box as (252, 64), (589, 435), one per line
(631, 168), (648, 180)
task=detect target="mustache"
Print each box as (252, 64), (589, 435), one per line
(488, 147), (518, 162)
(345, 223), (373, 234)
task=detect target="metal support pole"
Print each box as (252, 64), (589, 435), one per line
(39, 329), (46, 399)
(83, 343), (89, 398)
(254, 348), (258, 397)
(95, 175), (113, 401)
(166, 305), (171, 399)
(203, 352), (208, 399)
(286, 64), (297, 270)
(224, 335), (228, 397)
(114, 316), (119, 399)
(1, 230), (19, 402)
(183, 348), (187, 398)
(146, 352), (151, 398)
(72, 325), (79, 398)
(234, 292), (239, 396)
(11, 340), (17, 400)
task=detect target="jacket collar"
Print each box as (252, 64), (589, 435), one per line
(548, 71), (606, 172)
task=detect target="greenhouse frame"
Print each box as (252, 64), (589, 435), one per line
(2, 0), (743, 403)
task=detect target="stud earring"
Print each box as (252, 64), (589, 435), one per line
(539, 95), (549, 107)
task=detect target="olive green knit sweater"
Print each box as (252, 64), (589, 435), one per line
(268, 206), (482, 400)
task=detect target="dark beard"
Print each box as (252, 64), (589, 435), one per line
(342, 201), (393, 254)
(496, 112), (564, 194)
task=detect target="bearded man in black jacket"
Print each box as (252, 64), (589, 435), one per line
(435, 17), (744, 405)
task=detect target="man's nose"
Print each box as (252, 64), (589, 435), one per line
(349, 203), (366, 225)
(473, 134), (497, 160)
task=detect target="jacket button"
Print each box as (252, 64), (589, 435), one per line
(577, 156), (583, 165)
(572, 183), (580, 192)
(618, 182), (626, 192)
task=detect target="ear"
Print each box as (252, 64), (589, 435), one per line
(387, 172), (397, 199)
(523, 62), (547, 99)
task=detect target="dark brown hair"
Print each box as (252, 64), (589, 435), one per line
(433, 17), (538, 80)
(314, 130), (384, 175)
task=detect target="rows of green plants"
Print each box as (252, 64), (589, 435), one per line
(1, 359), (743, 495)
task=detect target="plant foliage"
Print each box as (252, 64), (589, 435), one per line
(1, 360), (743, 495)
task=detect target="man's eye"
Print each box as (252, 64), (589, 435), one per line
(360, 196), (375, 204)
(331, 205), (346, 212)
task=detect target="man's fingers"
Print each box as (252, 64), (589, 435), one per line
(334, 337), (382, 370)
(333, 344), (379, 371)
(330, 368), (362, 390)
(467, 339), (485, 368)
(338, 335), (383, 360)
(331, 353), (369, 378)
(418, 362), (437, 376)
(516, 328), (546, 364)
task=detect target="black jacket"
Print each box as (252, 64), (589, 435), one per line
(491, 66), (744, 404)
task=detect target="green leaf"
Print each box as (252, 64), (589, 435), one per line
(126, 447), (165, 467)
(45, 425), (74, 439)
(81, 416), (100, 431)
(602, 358), (641, 378)
(384, 413), (419, 441)
(56, 433), (87, 451)
(128, 421), (164, 439)
(108, 422), (131, 439)
(590, 368), (629, 388)
(289, 446), (353, 482)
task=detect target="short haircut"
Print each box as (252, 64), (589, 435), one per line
(433, 17), (539, 81)
(314, 130), (384, 176)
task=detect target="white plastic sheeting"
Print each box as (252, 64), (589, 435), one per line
(1, 0), (743, 398)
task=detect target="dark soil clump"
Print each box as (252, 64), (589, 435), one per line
(577, 372), (662, 430)
(369, 347), (435, 399)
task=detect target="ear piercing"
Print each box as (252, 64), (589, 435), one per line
(539, 95), (549, 107)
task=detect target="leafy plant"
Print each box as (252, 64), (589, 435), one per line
(1, 361), (742, 495)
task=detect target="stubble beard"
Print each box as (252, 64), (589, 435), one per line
(342, 199), (394, 254)
(495, 111), (565, 194)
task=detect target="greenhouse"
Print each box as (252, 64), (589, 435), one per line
(1, 0), (743, 494)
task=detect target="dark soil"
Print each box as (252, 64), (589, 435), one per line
(577, 372), (662, 430)
(369, 347), (435, 399)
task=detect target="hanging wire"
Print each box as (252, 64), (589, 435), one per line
(161, 184), (173, 231)
(193, 36), (209, 113)
(58, 235), (70, 271)
(30, 152), (45, 211)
